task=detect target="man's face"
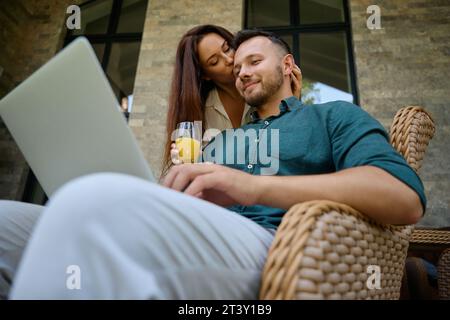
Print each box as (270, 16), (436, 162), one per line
(233, 37), (285, 108)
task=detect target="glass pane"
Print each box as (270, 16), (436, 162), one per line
(22, 170), (48, 206)
(280, 35), (293, 53)
(117, 0), (148, 33)
(299, 0), (345, 24)
(106, 42), (141, 111)
(247, 0), (290, 27)
(72, 0), (113, 35)
(299, 32), (353, 104)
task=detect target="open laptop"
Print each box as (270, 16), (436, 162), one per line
(0, 37), (156, 198)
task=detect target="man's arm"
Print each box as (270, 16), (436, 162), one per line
(163, 163), (423, 226)
(255, 165), (423, 225)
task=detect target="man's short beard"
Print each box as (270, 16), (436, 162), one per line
(245, 65), (284, 108)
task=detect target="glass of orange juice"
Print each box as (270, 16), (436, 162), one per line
(175, 122), (201, 163)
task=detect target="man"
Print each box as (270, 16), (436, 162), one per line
(163, 30), (424, 227)
(8, 30), (425, 299)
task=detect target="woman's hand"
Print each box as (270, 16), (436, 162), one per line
(170, 143), (183, 165)
(291, 64), (302, 99)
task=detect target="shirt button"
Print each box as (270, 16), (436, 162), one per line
(264, 121), (270, 125)
(247, 164), (253, 169)
(255, 138), (259, 143)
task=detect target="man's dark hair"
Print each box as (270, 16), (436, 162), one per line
(232, 29), (292, 56)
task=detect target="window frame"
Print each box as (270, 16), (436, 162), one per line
(244, 0), (359, 105)
(64, 0), (146, 70)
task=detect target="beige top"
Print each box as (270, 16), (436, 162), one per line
(203, 88), (254, 143)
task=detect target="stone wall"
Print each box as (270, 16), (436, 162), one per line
(349, 0), (450, 227)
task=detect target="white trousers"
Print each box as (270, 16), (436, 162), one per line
(2, 173), (275, 299)
(0, 200), (42, 299)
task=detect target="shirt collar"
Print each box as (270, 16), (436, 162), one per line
(250, 96), (302, 122)
(205, 88), (229, 119)
(205, 88), (254, 125)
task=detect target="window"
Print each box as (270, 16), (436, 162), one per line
(245, 0), (358, 105)
(22, 0), (148, 205)
(65, 0), (148, 114)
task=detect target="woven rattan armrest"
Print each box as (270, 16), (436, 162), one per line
(410, 228), (450, 246)
(260, 200), (413, 300)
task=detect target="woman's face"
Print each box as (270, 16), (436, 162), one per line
(197, 33), (235, 85)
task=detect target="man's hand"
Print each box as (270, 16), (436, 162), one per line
(162, 163), (260, 207)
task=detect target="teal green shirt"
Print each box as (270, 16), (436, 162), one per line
(203, 97), (426, 230)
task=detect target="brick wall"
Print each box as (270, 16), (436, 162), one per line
(130, 0), (243, 179)
(0, 0), (79, 200)
(349, 0), (450, 227)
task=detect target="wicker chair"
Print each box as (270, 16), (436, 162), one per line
(437, 248), (450, 299)
(407, 228), (450, 299)
(259, 106), (447, 300)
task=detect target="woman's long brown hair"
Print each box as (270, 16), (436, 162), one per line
(161, 25), (234, 177)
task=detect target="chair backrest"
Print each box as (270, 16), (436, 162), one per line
(389, 106), (435, 172)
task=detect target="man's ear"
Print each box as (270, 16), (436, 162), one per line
(282, 54), (295, 76)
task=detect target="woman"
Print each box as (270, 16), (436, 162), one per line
(162, 25), (301, 174)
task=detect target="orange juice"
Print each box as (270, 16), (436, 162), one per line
(175, 137), (201, 163)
